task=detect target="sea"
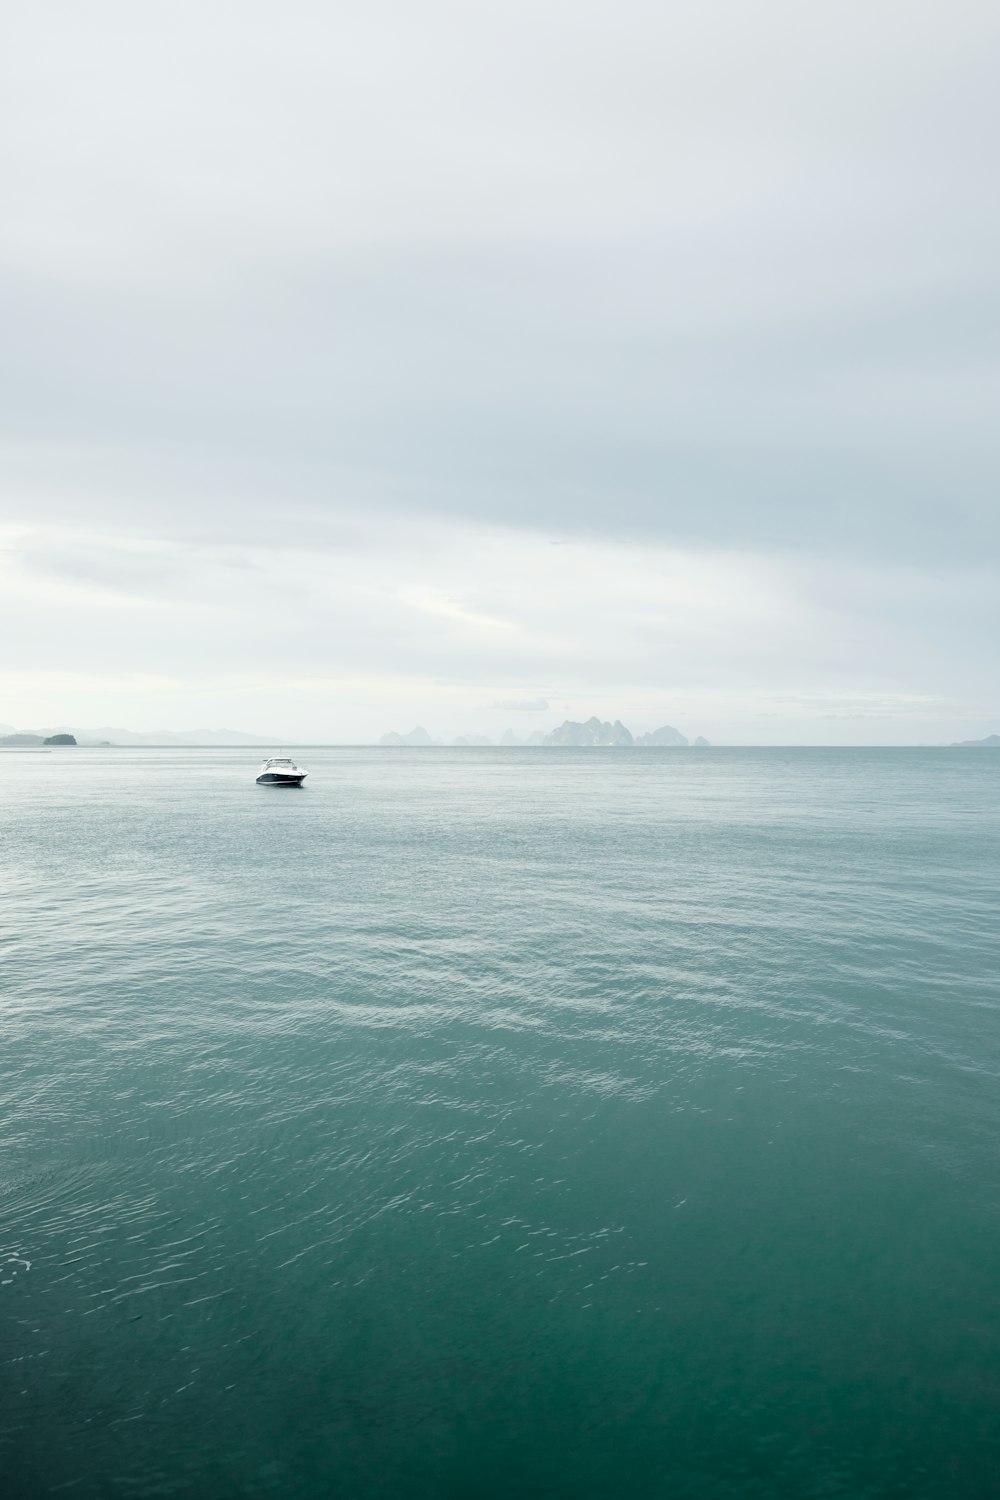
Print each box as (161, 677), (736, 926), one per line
(1, 746), (999, 1499)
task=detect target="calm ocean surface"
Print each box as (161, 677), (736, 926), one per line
(2, 746), (999, 1498)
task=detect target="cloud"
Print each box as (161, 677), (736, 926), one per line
(2, 2), (999, 563)
(1, 3), (998, 739)
(0, 514), (995, 742)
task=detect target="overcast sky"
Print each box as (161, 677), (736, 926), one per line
(2, 0), (998, 742)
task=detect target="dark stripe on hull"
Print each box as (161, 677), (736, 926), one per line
(256, 774), (306, 785)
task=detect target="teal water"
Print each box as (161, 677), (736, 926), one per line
(2, 746), (999, 1498)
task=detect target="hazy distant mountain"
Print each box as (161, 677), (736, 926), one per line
(541, 718), (709, 747)
(76, 726), (275, 746)
(634, 725), (688, 746)
(1, 731), (84, 746)
(1, 724), (276, 746)
(693, 736), (711, 747)
(379, 726), (436, 746)
(952, 733), (1000, 746)
(545, 717), (634, 746)
(499, 728), (547, 745)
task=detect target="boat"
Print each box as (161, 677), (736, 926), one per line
(256, 755), (307, 786)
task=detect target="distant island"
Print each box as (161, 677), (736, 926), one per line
(546, 718), (710, 746)
(7, 717), (996, 750)
(634, 725), (686, 746)
(378, 717), (711, 747)
(546, 717), (634, 746)
(379, 726), (436, 746)
(0, 723), (275, 747)
(0, 731), (96, 747)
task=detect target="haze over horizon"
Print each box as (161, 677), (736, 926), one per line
(2, 2), (998, 744)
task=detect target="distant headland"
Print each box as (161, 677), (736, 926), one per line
(0, 724), (275, 747)
(0, 730), (78, 747)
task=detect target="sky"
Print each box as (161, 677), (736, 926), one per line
(1, 0), (998, 743)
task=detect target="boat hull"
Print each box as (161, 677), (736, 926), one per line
(256, 772), (307, 786)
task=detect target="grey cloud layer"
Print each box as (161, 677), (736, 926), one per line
(3, 1), (999, 558)
(1, 1), (998, 738)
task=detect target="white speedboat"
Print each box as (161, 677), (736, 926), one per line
(256, 755), (307, 786)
